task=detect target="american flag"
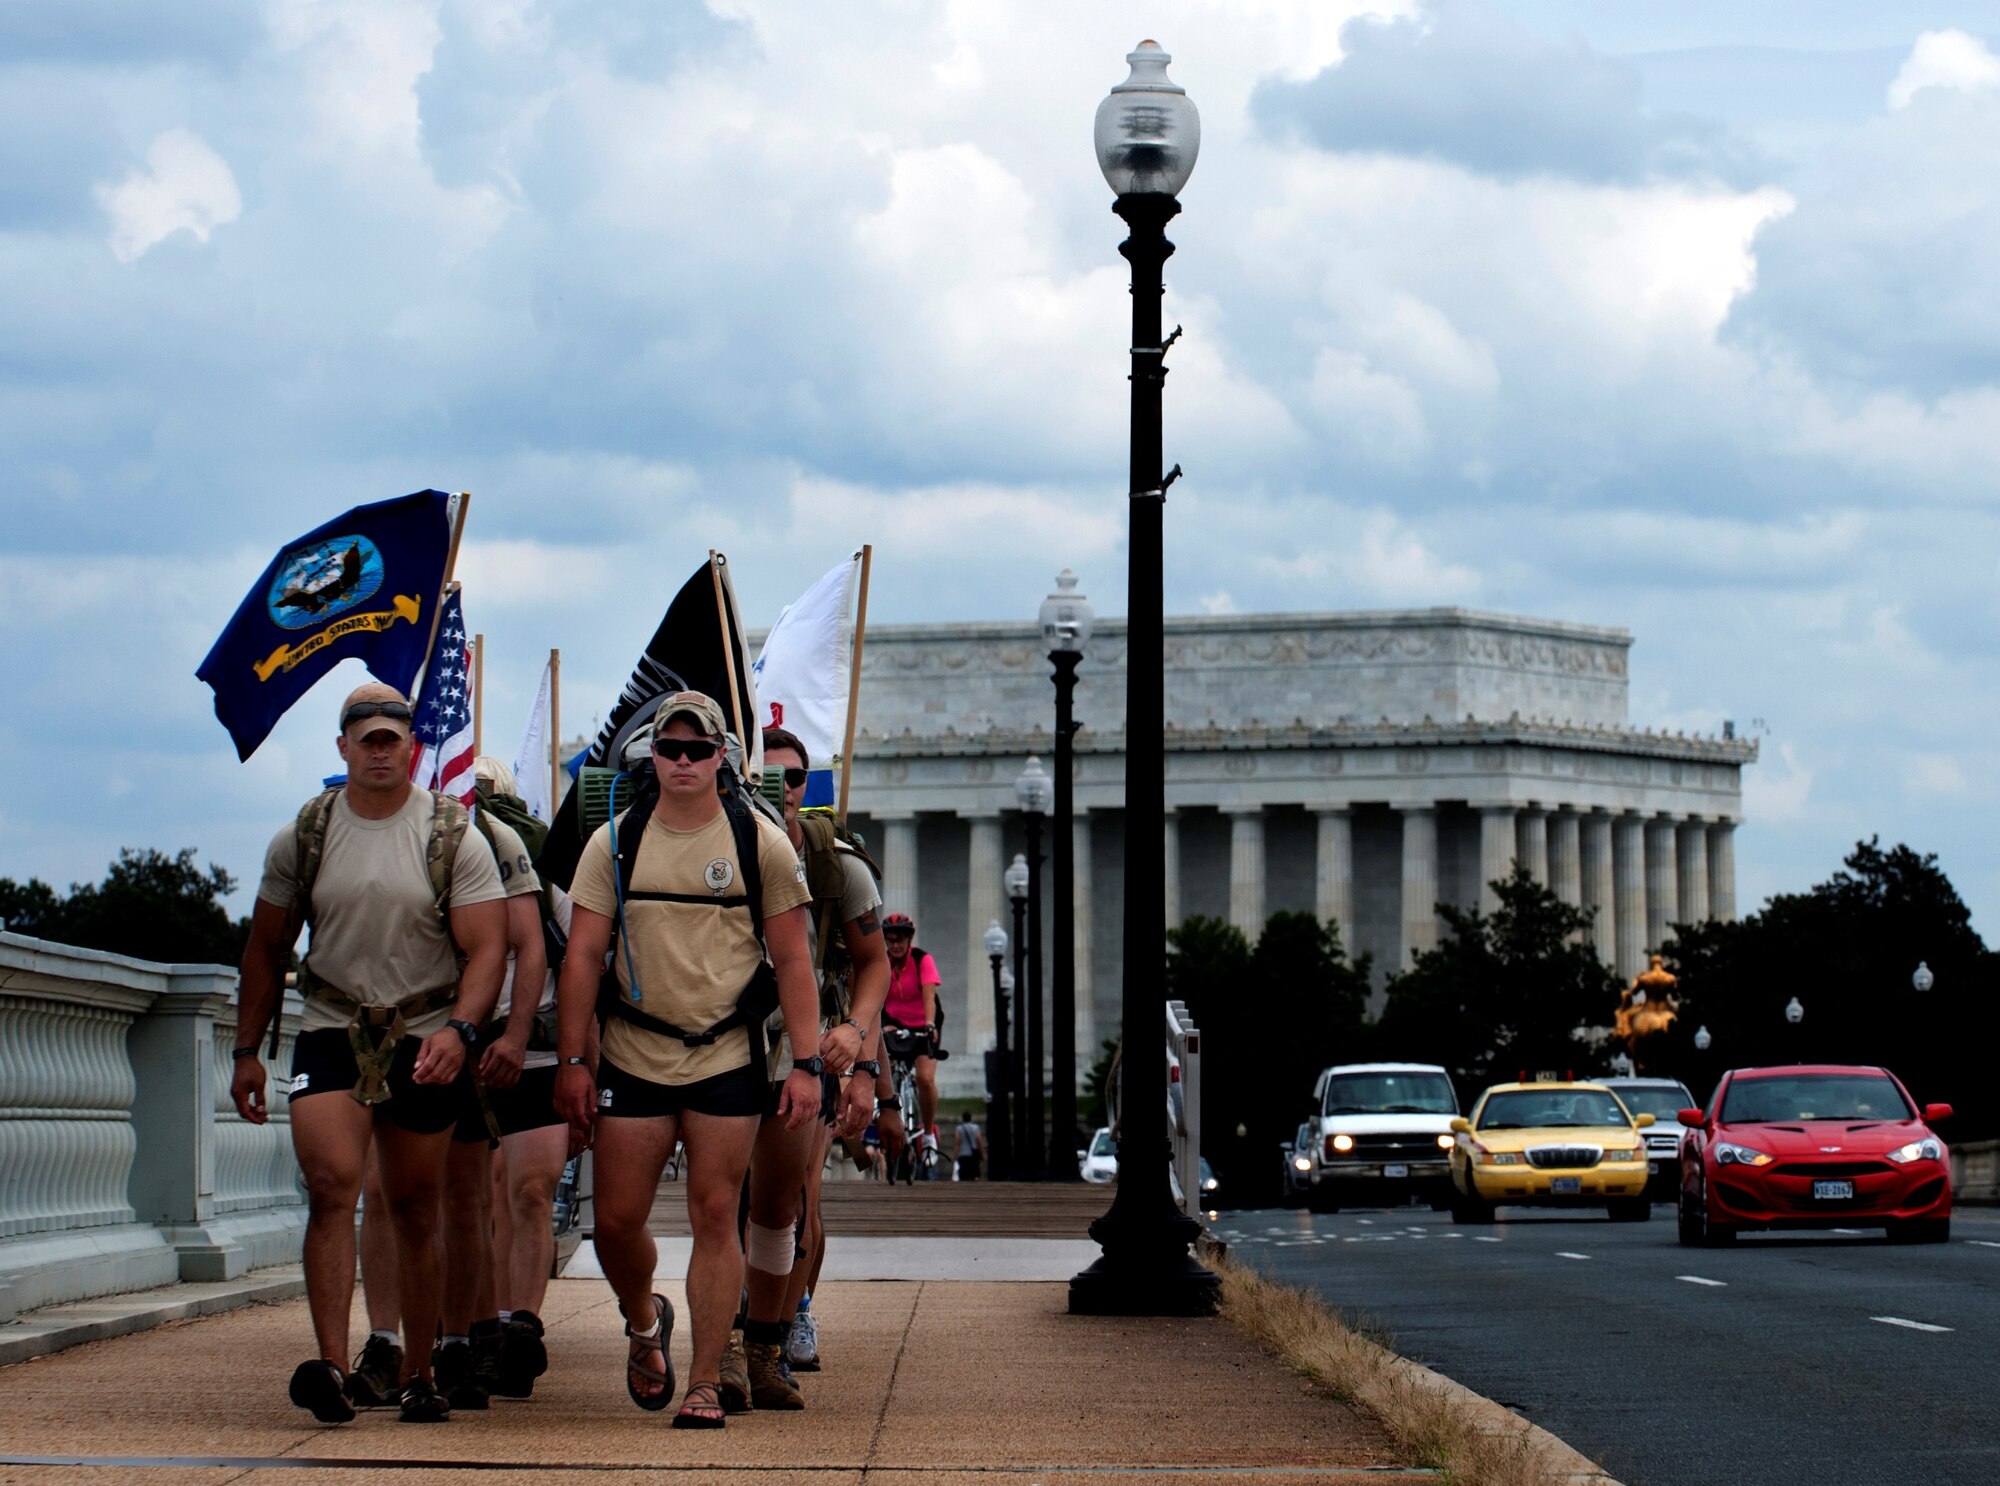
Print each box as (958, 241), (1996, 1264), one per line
(411, 588), (475, 803)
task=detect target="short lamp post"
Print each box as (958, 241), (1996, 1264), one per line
(1070, 39), (1218, 1315)
(1016, 756), (1052, 1178)
(1043, 570), (1093, 1182)
(984, 919), (1014, 1181)
(1005, 853), (1030, 1171)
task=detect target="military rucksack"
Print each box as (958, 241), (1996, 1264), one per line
(794, 809), (883, 1019)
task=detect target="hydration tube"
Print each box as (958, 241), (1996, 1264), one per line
(609, 772), (642, 1003)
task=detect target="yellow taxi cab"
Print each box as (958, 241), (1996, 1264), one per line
(1448, 1079), (1656, 1224)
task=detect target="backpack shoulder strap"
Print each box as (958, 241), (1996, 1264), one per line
(795, 813), (847, 904)
(292, 787), (343, 929)
(717, 772), (766, 947)
(427, 791), (471, 919)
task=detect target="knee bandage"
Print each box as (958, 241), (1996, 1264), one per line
(746, 1220), (797, 1275)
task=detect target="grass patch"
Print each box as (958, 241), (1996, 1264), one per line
(1213, 1252), (1611, 1486)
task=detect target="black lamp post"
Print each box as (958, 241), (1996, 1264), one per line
(1016, 756), (1052, 1178)
(1042, 570), (1093, 1182)
(984, 919), (1014, 1181)
(1070, 40), (1217, 1316)
(1005, 853), (1029, 1171)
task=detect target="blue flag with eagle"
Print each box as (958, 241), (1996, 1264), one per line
(196, 490), (452, 760)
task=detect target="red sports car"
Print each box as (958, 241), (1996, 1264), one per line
(1677, 1064), (1952, 1246)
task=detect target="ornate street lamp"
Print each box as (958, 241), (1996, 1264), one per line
(1016, 756), (1052, 1176)
(1693, 1025), (1712, 1052)
(1785, 996), (1804, 1025)
(1043, 570), (1093, 1182)
(1005, 852), (1030, 1169)
(984, 919), (1014, 1180)
(1912, 961), (1934, 994)
(1070, 40), (1217, 1316)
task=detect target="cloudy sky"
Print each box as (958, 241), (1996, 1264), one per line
(5, 0), (1999, 939)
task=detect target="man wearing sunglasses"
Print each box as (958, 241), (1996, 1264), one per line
(555, 692), (821, 1427)
(232, 682), (509, 1425)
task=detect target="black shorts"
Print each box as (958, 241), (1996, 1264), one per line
(288, 1027), (464, 1135)
(450, 1031), (565, 1143)
(597, 1055), (769, 1119)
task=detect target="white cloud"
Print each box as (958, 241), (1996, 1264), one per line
(1888, 29), (2000, 110)
(1200, 590), (1237, 615)
(95, 129), (242, 262)
(1904, 753), (1968, 801)
(1263, 510), (1480, 604)
(1744, 741), (1813, 823)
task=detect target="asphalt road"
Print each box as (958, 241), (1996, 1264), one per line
(1222, 1200), (2000, 1486)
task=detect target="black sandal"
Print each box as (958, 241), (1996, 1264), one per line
(621, 1293), (675, 1412)
(672, 1380), (727, 1430)
(288, 1358), (356, 1424)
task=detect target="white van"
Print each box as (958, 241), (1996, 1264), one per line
(1307, 1062), (1461, 1212)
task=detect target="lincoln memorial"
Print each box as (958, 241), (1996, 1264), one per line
(838, 606), (1757, 1096)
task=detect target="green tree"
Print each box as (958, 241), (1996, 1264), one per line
(1376, 866), (1620, 1104)
(0, 848), (250, 966)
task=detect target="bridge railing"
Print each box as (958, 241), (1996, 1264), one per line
(1166, 998), (1202, 1218)
(0, 932), (305, 1322)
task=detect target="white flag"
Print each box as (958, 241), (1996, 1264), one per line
(752, 551), (861, 808)
(513, 657), (553, 821)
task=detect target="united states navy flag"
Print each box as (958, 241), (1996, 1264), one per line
(197, 490), (452, 760)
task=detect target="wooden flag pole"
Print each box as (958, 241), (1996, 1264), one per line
(473, 632), (484, 756)
(708, 550), (749, 753)
(836, 544), (873, 822)
(549, 647), (562, 812)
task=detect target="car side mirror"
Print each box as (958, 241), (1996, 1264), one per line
(1924, 1103), (1953, 1124)
(1449, 1117), (1471, 1134)
(1677, 1109), (1705, 1129)
(1634, 1113), (1656, 1129)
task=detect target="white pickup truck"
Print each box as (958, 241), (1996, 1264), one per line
(1307, 1062), (1462, 1213)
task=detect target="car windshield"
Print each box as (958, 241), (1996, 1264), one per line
(1720, 1074), (1913, 1124)
(1477, 1089), (1631, 1130)
(1090, 1130), (1115, 1157)
(1322, 1072), (1458, 1116)
(1610, 1085), (1695, 1120)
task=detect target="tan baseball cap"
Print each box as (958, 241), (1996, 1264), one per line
(340, 681), (414, 738)
(653, 690), (727, 738)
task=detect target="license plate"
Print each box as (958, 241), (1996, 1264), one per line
(1384, 1164), (1409, 1178)
(1813, 1180), (1854, 1200)
(1551, 1176), (1582, 1194)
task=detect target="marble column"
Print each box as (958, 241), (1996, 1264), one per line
(1071, 811), (1095, 1071)
(963, 813), (1002, 1056)
(1707, 819), (1738, 923)
(1398, 806), (1439, 965)
(1314, 806), (1355, 937)
(1479, 805), (1517, 915)
(1548, 809), (1582, 909)
(1162, 809), (1182, 932)
(1612, 812), (1647, 983)
(1516, 806), (1549, 884)
(1677, 819), (1711, 930)
(1225, 806), (1266, 934)
(1580, 809), (1615, 968)
(1644, 815), (1679, 954)
(880, 814), (919, 928)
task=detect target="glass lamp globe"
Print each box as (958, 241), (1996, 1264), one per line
(1912, 961), (1934, 993)
(1005, 852), (1030, 902)
(1040, 569), (1094, 656)
(999, 963), (1014, 992)
(1694, 1025), (1712, 1052)
(1784, 996), (1804, 1025)
(1094, 40), (1200, 197)
(984, 920), (1008, 959)
(1015, 755), (1052, 815)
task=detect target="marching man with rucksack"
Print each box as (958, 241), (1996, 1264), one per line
(231, 683), (510, 1425)
(553, 692), (822, 1428)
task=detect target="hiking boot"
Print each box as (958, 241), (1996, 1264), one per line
(344, 1334), (403, 1407)
(786, 1310), (821, 1372)
(495, 1311), (547, 1398)
(397, 1376), (451, 1423)
(746, 1340), (804, 1410)
(289, 1358), (356, 1424)
(717, 1328), (753, 1414)
(432, 1339), (489, 1411)
(470, 1326), (504, 1401)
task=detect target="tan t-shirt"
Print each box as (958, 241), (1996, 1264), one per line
(258, 788), (505, 1038)
(569, 804), (810, 1085)
(767, 841), (883, 1077)
(484, 814), (543, 1019)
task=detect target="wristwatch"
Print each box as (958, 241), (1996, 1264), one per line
(563, 1056), (589, 1067)
(446, 1018), (479, 1047)
(794, 1055), (827, 1077)
(852, 1058), (881, 1078)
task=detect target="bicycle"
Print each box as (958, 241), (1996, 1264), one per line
(881, 1023), (947, 1184)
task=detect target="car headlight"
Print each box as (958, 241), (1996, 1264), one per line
(1331, 1133), (1354, 1153)
(1886, 1138), (1944, 1164)
(1436, 1134), (1456, 1150)
(1202, 1176), (1219, 1192)
(1601, 1148), (1638, 1162)
(1715, 1143), (1773, 1167)
(1475, 1149), (1523, 1166)
(1292, 1156), (1312, 1173)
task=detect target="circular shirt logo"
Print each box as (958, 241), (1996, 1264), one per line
(704, 858), (735, 894)
(267, 535), (386, 630)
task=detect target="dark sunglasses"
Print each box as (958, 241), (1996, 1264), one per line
(342, 701), (413, 729)
(654, 737), (721, 762)
(779, 767), (809, 789)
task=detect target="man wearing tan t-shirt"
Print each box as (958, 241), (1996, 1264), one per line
(555, 692), (820, 1428)
(231, 682), (508, 1426)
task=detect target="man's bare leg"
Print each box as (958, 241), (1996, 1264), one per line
(374, 1121), (454, 1385)
(914, 1054), (940, 1138)
(591, 1113), (680, 1404)
(783, 1120), (833, 1318)
(359, 1153), (401, 1333)
(500, 1125), (569, 1312)
(679, 1110), (761, 1400)
(442, 1138), (494, 1334)
(291, 1093), (374, 1365)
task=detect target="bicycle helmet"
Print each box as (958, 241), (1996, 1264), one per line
(882, 912), (915, 934)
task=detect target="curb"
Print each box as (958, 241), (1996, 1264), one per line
(0, 1268), (306, 1368)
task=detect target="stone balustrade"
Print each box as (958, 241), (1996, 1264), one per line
(0, 932), (305, 1322)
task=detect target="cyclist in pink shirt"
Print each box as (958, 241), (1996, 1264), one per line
(879, 913), (943, 1157)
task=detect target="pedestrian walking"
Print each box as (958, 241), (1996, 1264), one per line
(954, 1113), (984, 1182)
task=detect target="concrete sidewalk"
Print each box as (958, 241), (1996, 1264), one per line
(0, 1266), (1422, 1484)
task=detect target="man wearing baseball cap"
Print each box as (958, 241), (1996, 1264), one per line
(231, 682), (510, 1425)
(554, 691), (821, 1427)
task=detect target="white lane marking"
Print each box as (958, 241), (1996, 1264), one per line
(1474, 1236), (1503, 1243)
(1832, 1228), (1864, 1235)
(1872, 1316), (1953, 1333)
(1677, 1275), (1727, 1287)
(1968, 1240), (2000, 1249)
(1555, 1251), (1591, 1261)
(1357, 1218), (1375, 1226)
(1443, 1232), (1464, 1239)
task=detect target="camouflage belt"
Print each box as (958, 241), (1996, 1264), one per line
(302, 974), (457, 1106)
